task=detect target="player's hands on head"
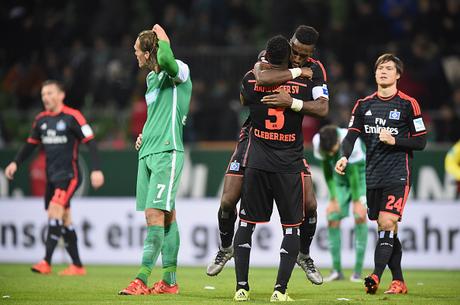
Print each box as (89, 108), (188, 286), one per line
(301, 67), (313, 79)
(261, 89), (293, 108)
(335, 157), (348, 175)
(379, 129), (395, 145)
(152, 24), (170, 44)
(135, 133), (142, 151)
(90, 170), (104, 189)
(5, 162), (17, 180)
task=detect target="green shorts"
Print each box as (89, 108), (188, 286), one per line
(136, 150), (184, 212)
(330, 171), (366, 221)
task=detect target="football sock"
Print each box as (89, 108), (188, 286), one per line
(161, 221), (180, 285)
(62, 225), (83, 267)
(299, 211), (317, 255)
(44, 218), (63, 264)
(274, 227), (299, 294)
(354, 222), (368, 275)
(218, 207), (237, 248)
(388, 235), (404, 281)
(234, 221), (255, 291)
(373, 230), (395, 279)
(136, 225), (164, 285)
(327, 226), (341, 272)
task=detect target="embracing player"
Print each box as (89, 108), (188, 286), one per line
(208, 25), (328, 286)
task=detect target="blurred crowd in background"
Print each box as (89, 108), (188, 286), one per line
(0, 0), (459, 149)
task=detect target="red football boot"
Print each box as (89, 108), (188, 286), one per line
(384, 280), (408, 294)
(31, 260), (52, 274)
(59, 264), (87, 276)
(150, 280), (179, 294)
(118, 279), (150, 295)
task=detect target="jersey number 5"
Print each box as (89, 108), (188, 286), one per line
(265, 108), (285, 130)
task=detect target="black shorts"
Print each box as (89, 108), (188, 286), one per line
(239, 167), (305, 226)
(367, 184), (410, 221)
(225, 133), (250, 176)
(45, 176), (81, 210)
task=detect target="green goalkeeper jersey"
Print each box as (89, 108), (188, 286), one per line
(139, 41), (192, 159)
(313, 128), (366, 200)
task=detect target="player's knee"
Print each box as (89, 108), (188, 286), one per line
(354, 211), (367, 224)
(305, 196), (317, 213)
(377, 217), (397, 231)
(47, 203), (64, 219)
(354, 215), (366, 224)
(145, 208), (165, 226)
(221, 193), (238, 211)
(328, 220), (340, 228)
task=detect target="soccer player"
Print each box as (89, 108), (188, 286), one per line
(335, 54), (427, 294)
(118, 24), (192, 295)
(312, 125), (368, 282)
(233, 35), (326, 302)
(4, 80), (104, 275)
(445, 140), (460, 199)
(208, 25), (328, 286)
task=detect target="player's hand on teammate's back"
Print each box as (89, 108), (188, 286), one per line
(335, 157), (348, 175)
(301, 67), (313, 79)
(90, 170), (104, 189)
(5, 162), (17, 180)
(135, 133), (142, 151)
(379, 129), (396, 145)
(152, 24), (170, 44)
(261, 89), (293, 108)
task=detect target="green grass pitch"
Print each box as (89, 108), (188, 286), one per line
(0, 264), (459, 304)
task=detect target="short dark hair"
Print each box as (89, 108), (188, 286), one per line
(42, 80), (65, 92)
(294, 25), (319, 45)
(319, 124), (339, 153)
(374, 53), (404, 75)
(265, 35), (291, 65)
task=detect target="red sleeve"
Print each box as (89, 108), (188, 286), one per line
(348, 99), (364, 133)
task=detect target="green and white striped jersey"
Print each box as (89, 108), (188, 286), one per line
(139, 59), (192, 159)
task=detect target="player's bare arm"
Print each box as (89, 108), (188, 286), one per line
(254, 61), (312, 86)
(261, 89), (328, 118)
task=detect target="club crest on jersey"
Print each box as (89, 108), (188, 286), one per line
(389, 109), (400, 120)
(230, 160), (240, 172)
(56, 120), (66, 131)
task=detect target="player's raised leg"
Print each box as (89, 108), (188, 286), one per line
(207, 174), (242, 276)
(297, 174), (323, 285)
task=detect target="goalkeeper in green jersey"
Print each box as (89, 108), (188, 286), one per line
(312, 125), (368, 282)
(119, 24), (192, 295)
